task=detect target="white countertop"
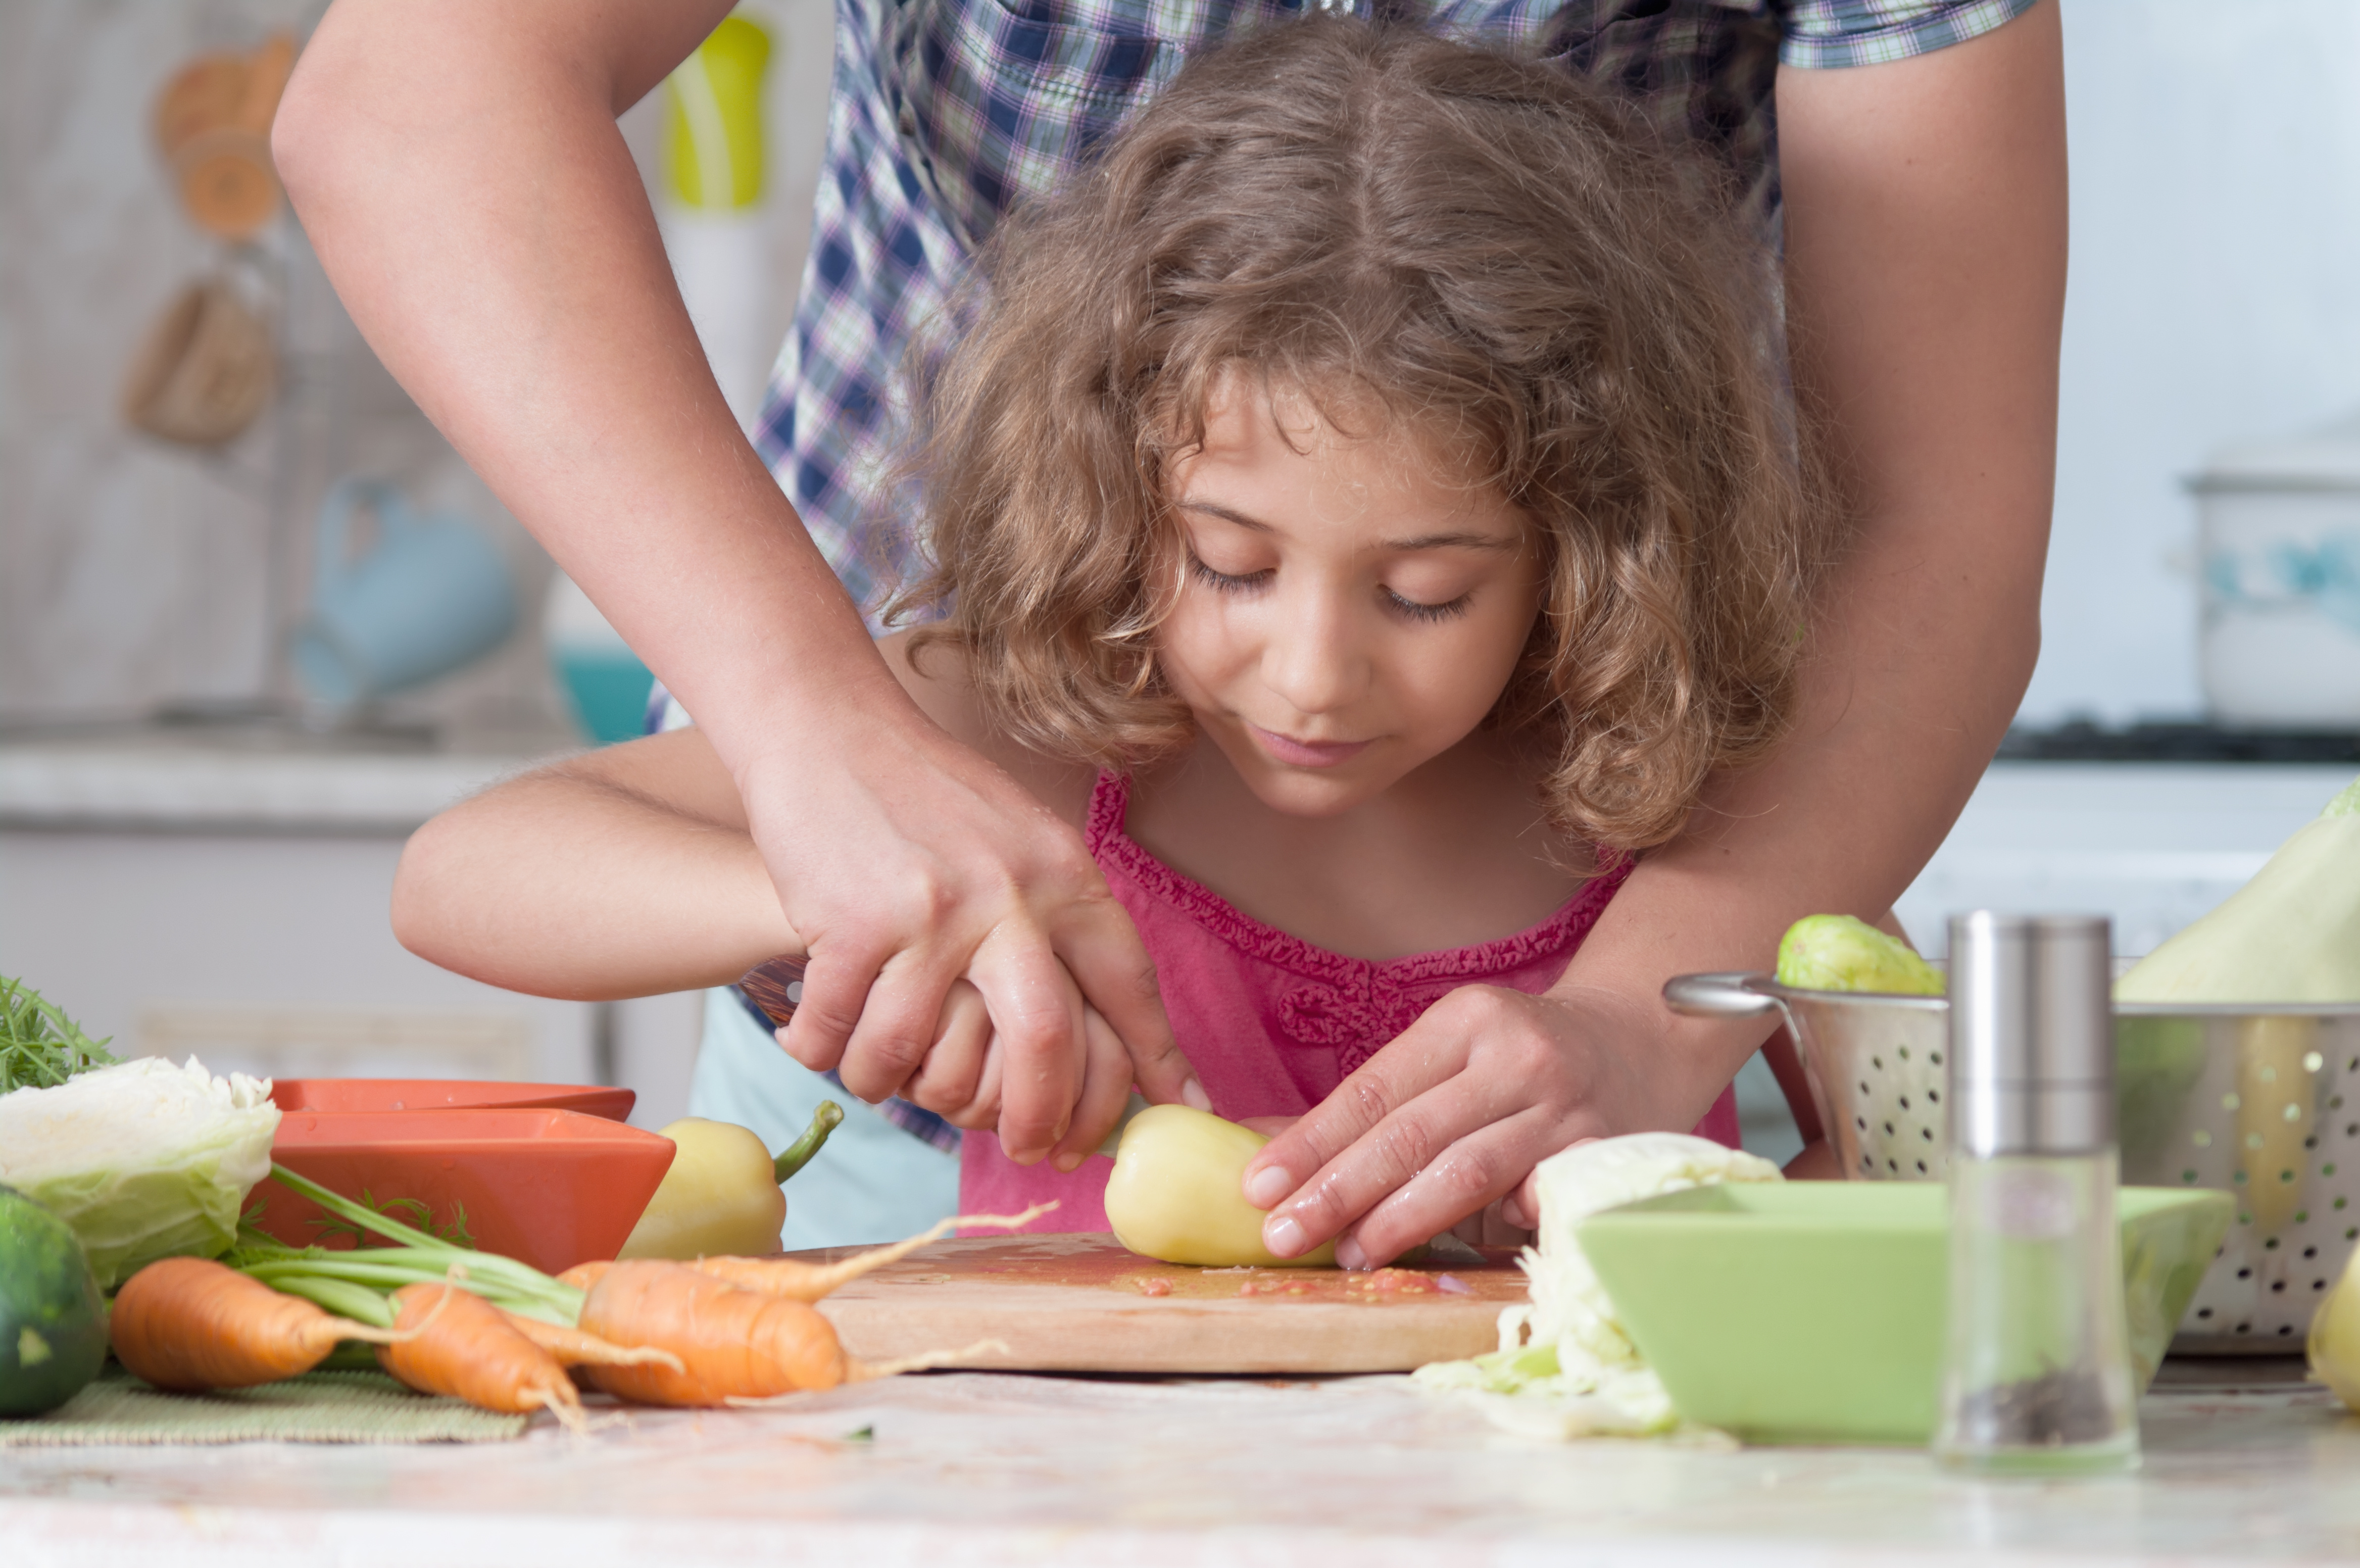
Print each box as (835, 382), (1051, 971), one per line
(7, 1364), (2355, 1567)
(0, 729), (575, 834)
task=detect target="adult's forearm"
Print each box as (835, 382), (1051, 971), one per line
(1547, 2), (2068, 1129)
(276, 2), (914, 773)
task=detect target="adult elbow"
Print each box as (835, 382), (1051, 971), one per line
(269, 27), (368, 219)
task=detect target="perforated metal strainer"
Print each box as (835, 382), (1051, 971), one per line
(1665, 971), (2360, 1353)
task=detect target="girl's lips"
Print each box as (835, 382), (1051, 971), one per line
(1250, 725), (1370, 768)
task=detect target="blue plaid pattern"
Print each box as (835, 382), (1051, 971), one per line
(753, 0), (2037, 628)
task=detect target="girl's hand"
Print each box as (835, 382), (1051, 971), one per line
(817, 979), (1135, 1172)
(1239, 984), (1669, 1268)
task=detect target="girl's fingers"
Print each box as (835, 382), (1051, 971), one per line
(962, 924), (1088, 1164)
(1257, 1058), (1521, 1264)
(1241, 1002), (1478, 1216)
(1050, 905), (1203, 1112)
(1047, 1004), (1135, 1171)
(899, 979), (993, 1114)
(1330, 1110), (1559, 1268)
(950, 1029), (1006, 1131)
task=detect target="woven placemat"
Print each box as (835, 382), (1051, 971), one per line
(0, 1366), (529, 1446)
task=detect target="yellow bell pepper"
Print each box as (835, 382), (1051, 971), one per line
(2312, 1245), (2360, 1411)
(2236, 1015), (2317, 1238)
(1104, 1104), (1335, 1267)
(617, 1102), (841, 1261)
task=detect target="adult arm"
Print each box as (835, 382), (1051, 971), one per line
(1247, 2), (2068, 1264)
(274, 1), (1194, 1165)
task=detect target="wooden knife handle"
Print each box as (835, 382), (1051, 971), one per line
(738, 956), (808, 1027)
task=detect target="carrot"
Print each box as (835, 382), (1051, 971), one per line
(569, 1205), (1054, 1406)
(497, 1306), (683, 1374)
(111, 1256), (404, 1391)
(576, 1261), (848, 1406)
(689, 1203), (1055, 1302)
(377, 1282), (582, 1428)
(559, 1259), (610, 1293)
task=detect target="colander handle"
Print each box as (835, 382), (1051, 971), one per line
(1661, 971), (1781, 1018)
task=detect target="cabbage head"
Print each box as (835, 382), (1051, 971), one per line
(0, 1057), (280, 1288)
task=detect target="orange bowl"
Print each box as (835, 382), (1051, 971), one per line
(257, 1108), (675, 1275)
(268, 1078), (636, 1121)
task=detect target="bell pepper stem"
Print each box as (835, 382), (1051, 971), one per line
(774, 1100), (844, 1184)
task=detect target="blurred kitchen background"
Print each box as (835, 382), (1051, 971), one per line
(2, 1), (2357, 1156)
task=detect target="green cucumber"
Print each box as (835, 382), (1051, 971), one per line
(0, 1183), (107, 1416)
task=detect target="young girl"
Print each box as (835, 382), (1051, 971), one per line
(392, 22), (1822, 1263)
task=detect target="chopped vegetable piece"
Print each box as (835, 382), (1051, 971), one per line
(1775, 914), (1943, 996)
(1414, 1133), (1781, 1438)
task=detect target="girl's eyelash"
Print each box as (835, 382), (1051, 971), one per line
(1187, 555), (1270, 595)
(1386, 590), (1472, 623)
(1186, 553), (1470, 622)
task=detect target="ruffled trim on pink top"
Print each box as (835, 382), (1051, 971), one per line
(1086, 771), (1631, 994)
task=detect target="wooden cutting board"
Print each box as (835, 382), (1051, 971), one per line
(800, 1231), (1531, 1374)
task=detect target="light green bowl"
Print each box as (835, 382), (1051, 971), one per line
(1576, 1183), (2233, 1445)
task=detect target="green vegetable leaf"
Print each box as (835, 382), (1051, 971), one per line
(0, 976), (116, 1095)
(307, 1189), (477, 1250)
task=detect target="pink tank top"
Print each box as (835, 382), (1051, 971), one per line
(960, 772), (1744, 1228)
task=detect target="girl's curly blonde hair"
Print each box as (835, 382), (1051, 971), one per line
(896, 19), (1827, 853)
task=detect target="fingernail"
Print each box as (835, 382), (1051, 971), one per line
(1262, 1214), (1306, 1257)
(1242, 1164), (1292, 1210)
(1054, 1151), (1083, 1173)
(1182, 1077), (1212, 1112)
(1336, 1236), (1368, 1271)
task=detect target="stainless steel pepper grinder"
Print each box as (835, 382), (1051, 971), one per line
(1932, 912), (2140, 1475)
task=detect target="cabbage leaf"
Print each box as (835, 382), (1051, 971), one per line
(0, 1056), (280, 1288)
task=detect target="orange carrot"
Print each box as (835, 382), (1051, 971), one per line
(498, 1307), (683, 1373)
(577, 1261), (847, 1406)
(689, 1203), (1054, 1302)
(559, 1260), (610, 1293)
(111, 1256), (403, 1391)
(377, 1283), (581, 1426)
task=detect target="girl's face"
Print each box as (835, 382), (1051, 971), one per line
(1158, 378), (1543, 818)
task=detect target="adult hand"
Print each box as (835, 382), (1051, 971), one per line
(1241, 984), (1692, 1268)
(849, 974), (1142, 1166)
(740, 708), (1200, 1167)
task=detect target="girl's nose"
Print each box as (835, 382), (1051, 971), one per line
(1260, 584), (1367, 717)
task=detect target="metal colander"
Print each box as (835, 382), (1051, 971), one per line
(1666, 971), (2360, 1353)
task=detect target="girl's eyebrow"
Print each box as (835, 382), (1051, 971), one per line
(1178, 499), (1517, 553)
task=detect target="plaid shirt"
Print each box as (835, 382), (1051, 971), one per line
(751, 0), (2036, 624)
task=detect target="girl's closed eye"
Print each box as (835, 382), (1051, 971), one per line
(1383, 584), (1473, 623)
(1186, 552), (1272, 596)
